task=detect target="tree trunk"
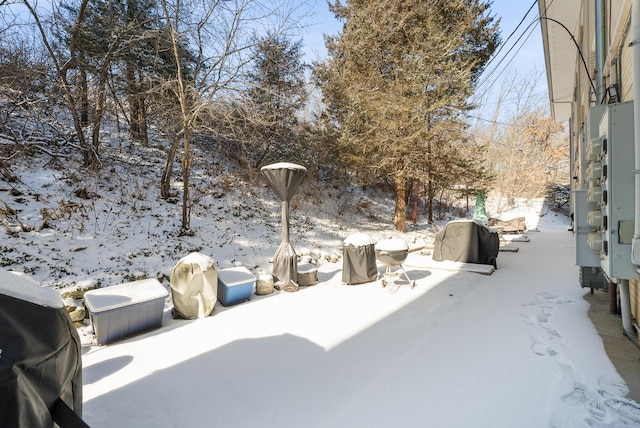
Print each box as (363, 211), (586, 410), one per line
(22, 0), (92, 167)
(427, 179), (433, 222)
(181, 130), (191, 231)
(426, 136), (433, 222)
(139, 98), (149, 145)
(126, 62), (143, 143)
(466, 185), (469, 214)
(89, 51), (115, 170)
(161, 132), (180, 199)
(394, 165), (406, 232)
(80, 69), (89, 127)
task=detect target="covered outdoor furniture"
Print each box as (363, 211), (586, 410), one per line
(342, 232), (377, 285)
(488, 217), (527, 234)
(0, 270), (85, 427)
(261, 162), (307, 292)
(433, 220), (500, 268)
(297, 263), (319, 286)
(170, 252), (217, 319)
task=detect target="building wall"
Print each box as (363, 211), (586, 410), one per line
(619, 11), (634, 102)
(608, 4), (639, 334)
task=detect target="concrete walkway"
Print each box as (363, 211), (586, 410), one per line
(585, 286), (640, 402)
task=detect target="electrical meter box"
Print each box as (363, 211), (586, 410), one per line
(574, 189), (601, 267)
(595, 101), (639, 281)
(574, 105), (607, 284)
(581, 104), (608, 188)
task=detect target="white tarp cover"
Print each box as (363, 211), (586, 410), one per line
(170, 253), (218, 318)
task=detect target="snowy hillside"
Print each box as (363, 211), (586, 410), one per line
(0, 136), (569, 292)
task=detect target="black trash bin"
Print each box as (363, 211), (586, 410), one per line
(342, 233), (378, 285)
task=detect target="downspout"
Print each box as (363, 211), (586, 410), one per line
(595, 0), (605, 104)
(620, 280), (635, 339)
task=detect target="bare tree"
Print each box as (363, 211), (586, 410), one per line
(20, 0), (100, 168)
(470, 68), (567, 209)
(157, 0), (309, 232)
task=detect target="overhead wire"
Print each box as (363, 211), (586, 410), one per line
(474, 19), (539, 99)
(475, 0), (538, 94)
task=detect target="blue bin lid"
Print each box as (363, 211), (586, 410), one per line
(217, 266), (255, 286)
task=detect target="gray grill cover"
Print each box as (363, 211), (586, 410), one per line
(433, 220), (499, 268)
(342, 244), (377, 284)
(0, 271), (83, 426)
(342, 233), (377, 284)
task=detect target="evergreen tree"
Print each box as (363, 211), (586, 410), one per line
(315, 0), (499, 230)
(57, 0), (182, 151)
(243, 34), (308, 168)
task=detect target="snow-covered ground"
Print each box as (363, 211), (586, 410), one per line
(3, 150), (639, 426)
(78, 227), (640, 427)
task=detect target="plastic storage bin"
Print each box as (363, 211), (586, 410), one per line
(217, 266), (256, 306)
(84, 278), (168, 345)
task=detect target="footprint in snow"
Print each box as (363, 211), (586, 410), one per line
(522, 292), (640, 426)
(531, 341), (558, 357)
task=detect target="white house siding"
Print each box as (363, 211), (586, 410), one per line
(619, 18), (634, 102)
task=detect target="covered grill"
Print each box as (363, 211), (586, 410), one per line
(342, 232), (377, 285)
(0, 270), (85, 427)
(374, 237), (415, 288)
(432, 220), (499, 268)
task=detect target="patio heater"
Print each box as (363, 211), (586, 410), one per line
(261, 162), (307, 292)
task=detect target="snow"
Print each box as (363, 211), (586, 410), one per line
(344, 232), (375, 246)
(375, 236), (409, 251)
(0, 269), (63, 308)
(176, 252), (216, 273)
(260, 162), (308, 171)
(76, 197), (640, 427)
(83, 279), (168, 313)
(77, 228), (640, 427)
(2, 153), (639, 426)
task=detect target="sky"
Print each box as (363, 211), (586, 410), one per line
(303, 0), (545, 78)
(301, 0), (549, 117)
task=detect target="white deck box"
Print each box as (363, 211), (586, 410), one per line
(217, 266), (255, 306)
(84, 278), (168, 345)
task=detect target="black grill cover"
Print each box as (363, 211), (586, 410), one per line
(0, 272), (83, 427)
(433, 220), (499, 268)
